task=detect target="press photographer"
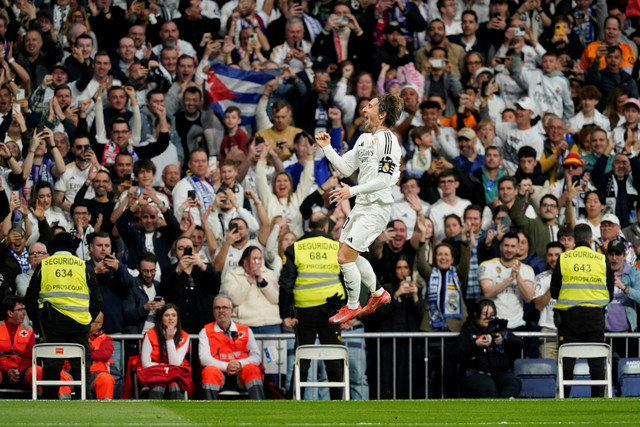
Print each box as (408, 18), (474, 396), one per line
(455, 299), (523, 398)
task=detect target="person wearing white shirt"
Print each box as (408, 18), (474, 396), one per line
(479, 232), (535, 329)
(568, 85), (611, 133)
(390, 175), (430, 236)
(429, 169), (471, 243)
(532, 242), (562, 359)
(488, 97), (544, 175)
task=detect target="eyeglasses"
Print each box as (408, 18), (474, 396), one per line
(140, 269), (156, 274)
(563, 164), (581, 169)
(75, 145), (90, 150)
(541, 203), (558, 209)
(11, 307), (26, 312)
(28, 251), (47, 256)
(214, 306), (232, 311)
(600, 223), (618, 228)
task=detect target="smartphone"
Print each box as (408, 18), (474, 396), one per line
(187, 190), (196, 200)
(429, 59), (444, 68)
(229, 222), (239, 233)
(339, 16), (349, 26)
(491, 11), (500, 19)
(136, 187), (144, 196)
(16, 89), (25, 100)
(506, 48), (515, 57)
(12, 103), (19, 114)
(84, 144), (92, 153)
(263, 68), (283, 77)
(208, 155), (217, 173)
(510, 27), (525, 37)
(249, 33), (258, 43)
(481, 80), (489, 98)
(554, 24), (564, 37)
(294, 40), (302, 49)
(12, 218), (23, 234)
(572, 175), (581, 185)
(154, 296), (163, 302)
(500, 216), (510, 229)
(606, 46), (617, 54)
(183, 247), (192, 256)
(276, 141), (285, 147)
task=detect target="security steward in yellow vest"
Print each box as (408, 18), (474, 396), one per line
(279, 213), (346, 399)
(550, 224), (614, 398)
(25, 232), (102, 399)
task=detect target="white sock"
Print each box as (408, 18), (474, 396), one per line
(356, 256), (382, 296)
(340, 262), (361, 308)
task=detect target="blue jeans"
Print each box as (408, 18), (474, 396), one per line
(251, 324), (281, 386)
(345, 334), (369, 400)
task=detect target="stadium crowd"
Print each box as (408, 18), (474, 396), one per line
(0, 0), (640, 400)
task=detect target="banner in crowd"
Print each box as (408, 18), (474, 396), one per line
(205, 64), (274, 126)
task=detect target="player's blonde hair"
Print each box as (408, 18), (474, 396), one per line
(376, 93), (404, 128)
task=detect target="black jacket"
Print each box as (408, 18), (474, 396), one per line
(455, 321), (523, 375)
(159, 263), (220, 334)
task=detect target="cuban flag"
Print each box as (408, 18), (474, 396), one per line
(205, 64), (274, 126)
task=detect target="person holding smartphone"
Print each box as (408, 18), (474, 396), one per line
(159, 237), (220, 334)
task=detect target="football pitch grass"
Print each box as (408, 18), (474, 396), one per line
(1, 399), (640, 426)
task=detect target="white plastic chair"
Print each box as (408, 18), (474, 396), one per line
(294, 345), (350, 400)
(32, 343), (86, 400)
(557, 343), (612, 398)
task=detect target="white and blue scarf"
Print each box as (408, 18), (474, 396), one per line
(427, 267), (462, 330)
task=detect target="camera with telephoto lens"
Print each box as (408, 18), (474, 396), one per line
(479, 316), (508, 346)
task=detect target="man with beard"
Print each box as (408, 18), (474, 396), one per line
(87, 232), (135, 394)
(415, 19), (465, 77)
(294, 59), (335, 136)
(55, 135), (102, 211)
(152, 21), (197, 59)
(479, 232), (535, 330)
(372, 23), (413, 77)
(175, 87), (215, 157)
(315, 93), (404, 323)
(73, 169), (115, 238)
(125, 252), (164, 334)
(116, 189), (180, 275)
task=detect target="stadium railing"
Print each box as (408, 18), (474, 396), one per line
(110, 332), (640, 400)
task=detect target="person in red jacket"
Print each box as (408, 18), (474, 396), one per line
(198, 294), (265, 400)
(89, 312), (115, 399)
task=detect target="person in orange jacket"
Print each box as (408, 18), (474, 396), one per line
(0, 296), (71, 398)
(89, 312), (115, 399)
(198, 294), (264, 400)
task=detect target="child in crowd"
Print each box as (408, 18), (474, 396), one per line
(405, 126), (433, 178)
(219, 106), (250, 160)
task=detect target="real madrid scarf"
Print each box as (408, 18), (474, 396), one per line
(427, 267), (462, 330)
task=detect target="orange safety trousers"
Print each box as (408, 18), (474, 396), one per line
(201, 363), (262, 388)
(26, 366), (73, 396)
(92, 372), (115, 399)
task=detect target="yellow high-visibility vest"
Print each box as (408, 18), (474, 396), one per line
(293, 236), (344, 308)
(555, 247), (609, 310)
(39, 253), (91, 325)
